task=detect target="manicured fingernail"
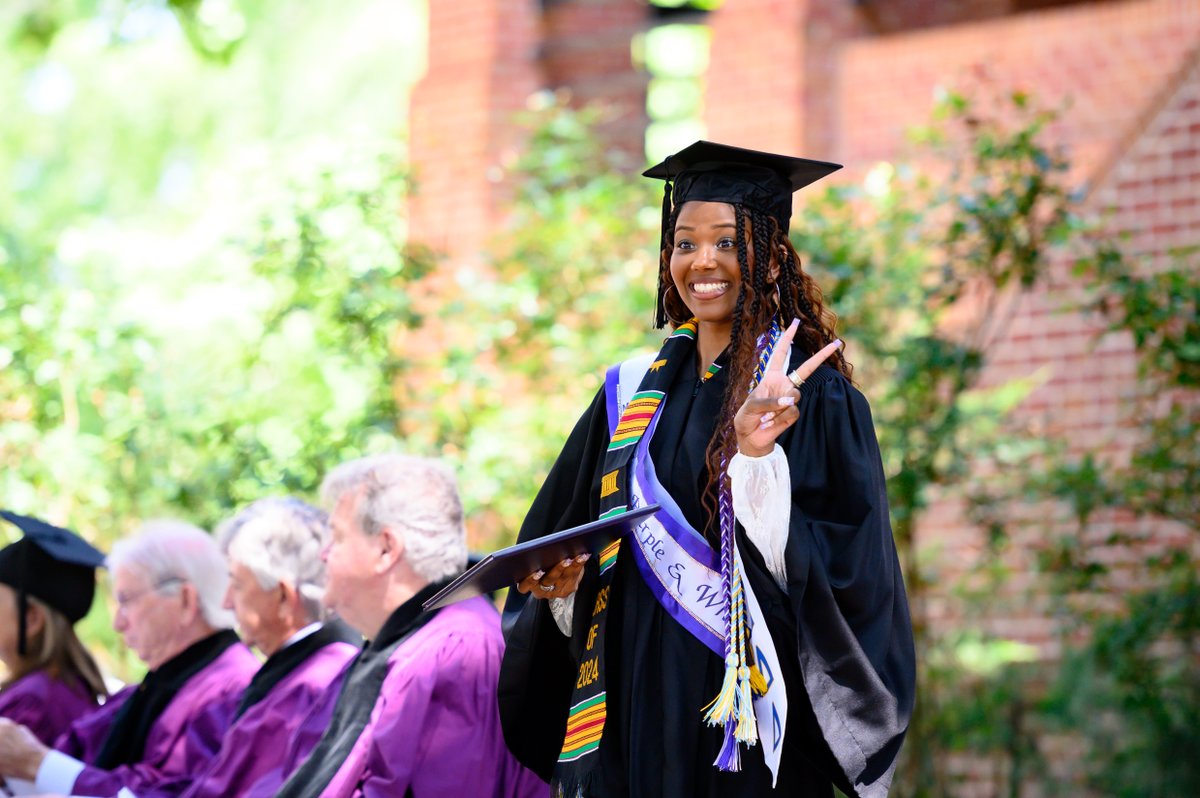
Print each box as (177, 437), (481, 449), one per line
(833, 339), (843, 349)
(761, 411), (777, 423)
(577, 553), (591, 562)
(759, 419), (775, 429)
(777, 396), (796, 407)
(532, 570), (545, 579)
(562, 559), (572, 567)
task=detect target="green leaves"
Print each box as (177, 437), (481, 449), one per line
(0, 0), (423, 675)
(1077, 243), (1200, 388)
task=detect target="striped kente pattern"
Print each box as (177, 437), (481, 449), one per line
(668, 320), (698, 340)
(558, 693), (607, 762)
(555, 318), (701, 788)
(598, 539), (620, 575)
(606, 391), (663, 451)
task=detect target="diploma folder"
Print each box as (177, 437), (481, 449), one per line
(422, 504), (660, 611)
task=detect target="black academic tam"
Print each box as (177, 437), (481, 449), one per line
(0, 510), (106, 655)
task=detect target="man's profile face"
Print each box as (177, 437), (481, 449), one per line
(322, 487), (379, 627)
(223, 559), (288, 656)
(111, 565), (185, 669)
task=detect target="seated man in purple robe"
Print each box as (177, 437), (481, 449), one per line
(134, 497), (360, 798)
(254, 454), (547, 798)
(0, 521), (258, 797)
(0, 511), (108, 747)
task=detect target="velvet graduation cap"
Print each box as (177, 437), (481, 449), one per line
(643, 140), (842, 328)
(0, 510), (105, 654)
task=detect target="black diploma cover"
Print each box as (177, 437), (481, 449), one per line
(422, 504), (660, 611)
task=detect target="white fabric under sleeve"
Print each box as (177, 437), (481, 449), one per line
(2, 777), (38, 795)
(549, 595), (575, 636)
(34, 749), (85, 795)
(729, 444), (792, 588)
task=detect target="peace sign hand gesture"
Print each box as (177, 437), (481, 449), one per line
(733, 318), (843, 458)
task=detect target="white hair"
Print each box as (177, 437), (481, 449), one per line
(319, 454), (467, 584)
(107, 520), (234, 630)
(217, 498), (329, 622)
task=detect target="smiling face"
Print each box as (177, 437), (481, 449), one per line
(669, 201), (743, 336)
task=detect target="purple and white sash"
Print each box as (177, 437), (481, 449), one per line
(605, 355), (789, 784)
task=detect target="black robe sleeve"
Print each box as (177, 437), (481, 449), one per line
(769, 362), (916, 797)
(498, 387), (610, 783)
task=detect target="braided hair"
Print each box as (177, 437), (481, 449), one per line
(656, 203), (851, 539)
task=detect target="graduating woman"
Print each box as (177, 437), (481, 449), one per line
(0, 511), (107, 746)
(498, 141), (915, 797)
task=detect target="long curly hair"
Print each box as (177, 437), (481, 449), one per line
(657, 203), (852, 539)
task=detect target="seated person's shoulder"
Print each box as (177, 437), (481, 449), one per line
(394, 600), (504, 674)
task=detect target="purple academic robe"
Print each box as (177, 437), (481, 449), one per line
(0, 671), (97, 746)
(252, 596), (547, 798)
(160, 637), (358, 798)
(54, 641), (258, 797)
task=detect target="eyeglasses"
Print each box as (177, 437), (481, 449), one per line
(113, 577), (185, 611)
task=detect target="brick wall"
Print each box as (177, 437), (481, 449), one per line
(1092, 40), (1200, 255)
(894, 3), (1200, 570)
(704, 0), (809, 152)
(543, 0), (647, 158)
(838, 0), (1200, 179)
(401, 0), (543, 441)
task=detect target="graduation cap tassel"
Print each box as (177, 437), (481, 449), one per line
(16, 589), (27, 657)
(704, 455), (749, 772)
(654, 179), (673, 329)
(734, 572), (759, 745)
(15, 537), (28, 656)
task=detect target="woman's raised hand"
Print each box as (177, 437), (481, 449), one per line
(733, 319), (842, 457)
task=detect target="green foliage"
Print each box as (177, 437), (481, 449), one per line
(1047, 572), (1200, 796)
(427, 102), (662, 541)
(1022, 242), (1200, 795)
(9, 0), (250, 61)
(129, 152), (431, 525)
(918, 95), (1200, 795)
(0, 0), (424, 677)
(1081, 243), (1200, 389)
(795, 90), (1071, 547)
(790, 89), (1078, 795)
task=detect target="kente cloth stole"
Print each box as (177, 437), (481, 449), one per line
(554, 320), (789, 793)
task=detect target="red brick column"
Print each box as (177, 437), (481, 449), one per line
(407, 0), (543, 265)
(543, 0), (648, 159)
(401, 0), (543, 443)
(704, 0), (809, 154)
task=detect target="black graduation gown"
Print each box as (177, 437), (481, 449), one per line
(275, 582), (448, 798)
(498, 350), (915, 798)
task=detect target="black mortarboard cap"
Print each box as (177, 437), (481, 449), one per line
(642, 141), (842, 327)
(643, 140), (841, 234)
(0, 510), (105, 654)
